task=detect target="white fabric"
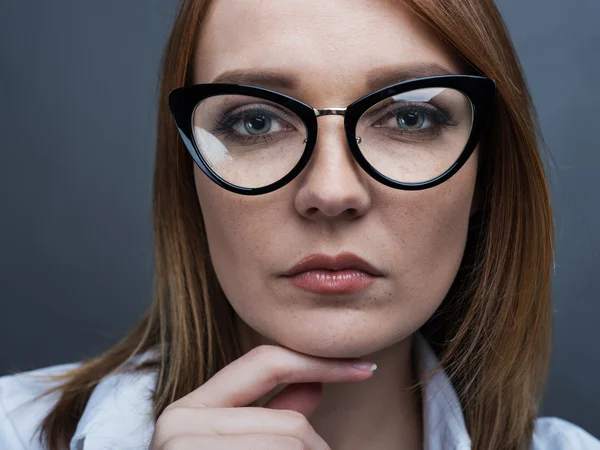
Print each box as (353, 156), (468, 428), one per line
(1, 335), (598, 449)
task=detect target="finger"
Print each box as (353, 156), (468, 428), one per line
(263, 382), (323, 418)
(176, 345), (375, 409)
(158, 434), (306, 450)
(153, 406), (330, 450)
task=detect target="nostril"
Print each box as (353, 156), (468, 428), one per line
(304, 206), (358, 218)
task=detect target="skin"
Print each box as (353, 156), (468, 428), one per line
(187, 0), (479, 448)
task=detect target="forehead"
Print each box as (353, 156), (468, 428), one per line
(193, 0), (465, 100)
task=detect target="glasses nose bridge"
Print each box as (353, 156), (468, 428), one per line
(311, 107), (362, 145)
(314, 107), (347, 117)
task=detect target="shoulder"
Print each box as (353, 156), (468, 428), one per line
(532, 416), (600, 449)
(0, 362), (81, 450)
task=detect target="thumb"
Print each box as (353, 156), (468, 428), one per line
(263, 382), (323, 418)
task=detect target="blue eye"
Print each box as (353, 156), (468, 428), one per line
(397, 110), (425, 129)
(242, 113), (272, 135)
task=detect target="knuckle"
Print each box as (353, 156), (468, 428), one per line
(249, 345), (294, 384)
(249, 344), (280, 360)
(160, 435), (192, 450)
(285, 437), (307, 450)
(245, 435), (305, 450)
(154, 405), (186, 435)
(249, 346), (280, 372)
(161, 402), (180, 415)
(283, 409), (312, 435)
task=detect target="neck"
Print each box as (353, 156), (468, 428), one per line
(236, 319), (423, 450)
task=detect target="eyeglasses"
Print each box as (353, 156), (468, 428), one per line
(169, 75), (496, 195)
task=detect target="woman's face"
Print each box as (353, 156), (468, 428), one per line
(192, 0), (478, 358)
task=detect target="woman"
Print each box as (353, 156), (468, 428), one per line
(1, 0), (598, 449)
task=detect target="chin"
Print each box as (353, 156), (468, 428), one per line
(256, 311), (416, 359)
(281, 340), (388, 359)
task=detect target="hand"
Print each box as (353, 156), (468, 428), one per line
(150, 344), (376, 449)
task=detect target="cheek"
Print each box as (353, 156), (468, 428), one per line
(383, 151), (478, 312)
(194, 166), (246, 257)
(193, 165), (281, 295)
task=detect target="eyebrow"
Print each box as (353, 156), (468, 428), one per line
(210, 63), (455, 91)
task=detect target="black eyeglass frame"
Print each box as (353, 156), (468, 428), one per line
(169, 74), (496, 195)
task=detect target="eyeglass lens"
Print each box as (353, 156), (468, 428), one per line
(191, 88), (473, 189)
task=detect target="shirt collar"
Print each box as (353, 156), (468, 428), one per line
(71, 334), (470, 450)
(414, 333), (471, 450)
(70, 353), (158, 450)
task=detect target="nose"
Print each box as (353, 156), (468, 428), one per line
(294, 116), (372, 222)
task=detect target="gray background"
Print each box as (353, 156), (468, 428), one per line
(1, 0), (598, 437)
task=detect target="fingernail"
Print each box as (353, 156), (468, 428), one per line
(352, 362), (377, 371)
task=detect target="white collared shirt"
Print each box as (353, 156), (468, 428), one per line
(1, 335), (599, 449)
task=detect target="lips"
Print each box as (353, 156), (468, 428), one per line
(282, 252), (383, 277)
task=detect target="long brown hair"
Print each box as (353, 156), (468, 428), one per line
(38, 0), (553, 449)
